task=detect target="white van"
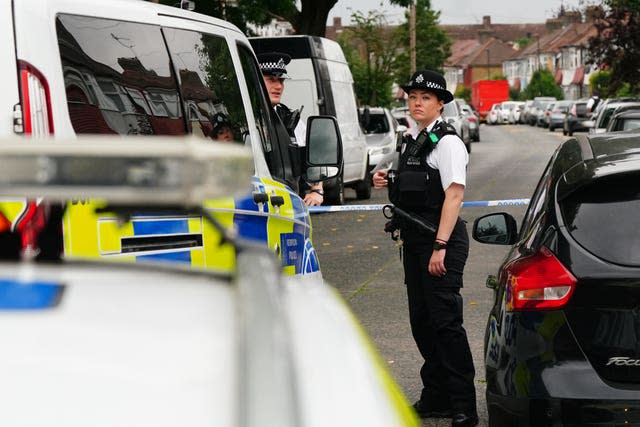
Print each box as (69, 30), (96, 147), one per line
(250, 36), (371, 205)
(0, 0), (343, 276)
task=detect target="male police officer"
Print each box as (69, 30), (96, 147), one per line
(373, 70), (478, 427)
(257, 52), (323, 207)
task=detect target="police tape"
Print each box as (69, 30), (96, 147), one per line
(308, 198), (531, 213)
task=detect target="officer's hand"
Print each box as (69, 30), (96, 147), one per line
(373, 170), (388, 189)
(429, 250), (447, 277)
(303, 192), (323, 206)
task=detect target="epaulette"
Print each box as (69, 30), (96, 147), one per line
(428, 121), (458, 143)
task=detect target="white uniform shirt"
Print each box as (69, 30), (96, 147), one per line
(407, 117), (468, 191)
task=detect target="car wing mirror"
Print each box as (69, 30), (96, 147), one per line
(396, 124), (408, 134)
(304, 115), (343, 183)
(472, 212), (518, 245)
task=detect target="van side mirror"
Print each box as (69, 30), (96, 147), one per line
(396, 124), (408, 134)
(472, 213), (518, 245)
(304, 115), (343, 183)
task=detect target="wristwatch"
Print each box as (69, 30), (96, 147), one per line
(310, 188), (324, 196)
(432, 241), (447, 251)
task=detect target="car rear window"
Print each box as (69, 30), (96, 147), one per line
(560, 173), (640, 266)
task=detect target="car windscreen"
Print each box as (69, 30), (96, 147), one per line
(364, 113), (390, 134)
(560, 173), (640, 266)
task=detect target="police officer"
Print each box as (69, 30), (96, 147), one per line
(373, 70), (477, 427)
(257, 52), (324, 207)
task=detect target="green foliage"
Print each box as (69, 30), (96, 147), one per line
(588, 0), (640, 94)
(491, 74), (507, 80)
(154, 0), (334, 36)
(589, 70), (612, 97)
(509, 87), (522, 101)
(454, 86), (471, 103)
(522, 69), (564, 100)
(392, 0), (451, 83)
(514, 37), (534, 50)
(338, 10), (399, 107)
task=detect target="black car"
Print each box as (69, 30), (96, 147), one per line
(472, 131), (640, 426)
(563, 100), (591, 136)
(606, 109), (640, 132)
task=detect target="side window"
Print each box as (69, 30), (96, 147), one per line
(237, 44), (273, 153)
(56, 14), (185, 136)
(518, 157), (554, 246)
(163, 27), (247, 144)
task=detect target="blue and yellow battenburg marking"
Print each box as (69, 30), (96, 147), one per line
(1, 176), (320, 276)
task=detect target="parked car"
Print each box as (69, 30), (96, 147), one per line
(500, 101), (518, 124)
(520, 100), (535, 124)
(487, 103), (502, 125)
(547, 100), (572, 131)
(563, 100), (591, 135)
(605, 108), (640, 132)
(250, 35), (371, 204)
(473, 130), (640, 427)
(529, 97), (556, 126)
(536, 100), (556, 127)
(443, 100), (472, 153)
(0, 137), (415, 427)
(591, 99), (640, 134)
(360, 107), (399, 171)
(1, 0), (343, 274)
(460, 104), (480, 142)
(509, 102), (525, 124)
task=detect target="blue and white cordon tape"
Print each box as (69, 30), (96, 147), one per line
(308, 198), (530, 213)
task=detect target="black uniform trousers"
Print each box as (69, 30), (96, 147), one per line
(402, 217), (477, 415)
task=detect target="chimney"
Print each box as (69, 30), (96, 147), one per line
(482, 16), (491, 28)
(333, 17), (342, 31)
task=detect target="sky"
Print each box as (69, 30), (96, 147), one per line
(327, 0), (585, 26)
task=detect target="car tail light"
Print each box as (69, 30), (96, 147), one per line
(504, 246), (577, 311)
(18, 60), (54, 136)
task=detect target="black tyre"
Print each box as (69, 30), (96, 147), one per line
(354, 160), (372, 200)
(549, 125), (554, 132)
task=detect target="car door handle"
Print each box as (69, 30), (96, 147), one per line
(253, 192), (269, 204)
(270, 195), (285, 207)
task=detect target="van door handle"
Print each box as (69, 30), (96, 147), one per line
(253, 192), (269, 204)
(270, 195), (285, 207)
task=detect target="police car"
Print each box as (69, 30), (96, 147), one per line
(0, 137), (418, 427)
(0, 0), (339, 276)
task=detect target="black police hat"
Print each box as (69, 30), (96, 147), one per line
(211, 112), (231, 134)
(257, 52), (291, 78)
(401, 70), (453, 104)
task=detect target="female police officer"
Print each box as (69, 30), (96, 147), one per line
(373, 70), (477, 427)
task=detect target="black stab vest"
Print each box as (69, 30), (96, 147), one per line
(388, 121), (458, 216)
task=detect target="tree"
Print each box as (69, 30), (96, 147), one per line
(391, 0), (451, 83)
(588, 0), (640, 95)
(522, 69), (564, 100)
(338, 10), (401, 107)
(157, 0), (337, 37)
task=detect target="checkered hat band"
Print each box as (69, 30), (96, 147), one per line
(409, 81), (445, 90)
(260, 62), (284, 70)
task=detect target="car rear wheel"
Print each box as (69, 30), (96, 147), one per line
(354, 159), (372, 200)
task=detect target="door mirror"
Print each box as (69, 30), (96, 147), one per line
(396, 124), (408, 134)
(305, 115), (343, 182)
(472, 213), (518, 245)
